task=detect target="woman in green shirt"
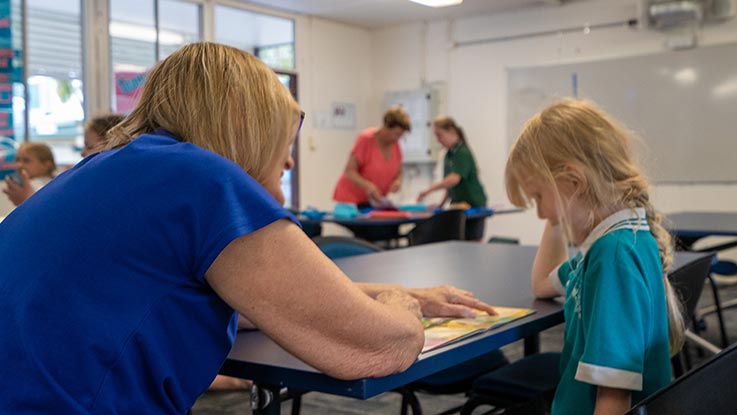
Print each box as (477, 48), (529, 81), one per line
(417, 115), (488, 240)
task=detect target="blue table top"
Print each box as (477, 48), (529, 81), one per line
(222, 242), (561, 399)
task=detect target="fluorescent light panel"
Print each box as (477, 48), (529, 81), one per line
(408, 0), (463, 7)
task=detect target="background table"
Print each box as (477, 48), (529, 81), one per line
(299, 207), (522, 244)
(666, 211), (737, 251)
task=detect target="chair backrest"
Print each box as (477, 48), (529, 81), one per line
(407, 209), (466, 246)
(311, 236), (382, 260)
(667, 253), (715, 325)
(627, 341), (737, 415)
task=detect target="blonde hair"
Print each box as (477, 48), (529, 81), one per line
(383, 105), (411, 132)
(85, 113), (126, 144)
(18, 142), (56, 177)
(105, 42), (301, 184)
(505, 99), (684, 354)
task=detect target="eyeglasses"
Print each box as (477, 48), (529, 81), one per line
(290, 111), (305, 155)
(296, 111), (305, 138)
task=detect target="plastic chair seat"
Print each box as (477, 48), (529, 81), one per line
(407, 210), (466, 246)
(471, 352), (560, 399)
(460, 353), (560, 415)
(409, 350), (509, 394)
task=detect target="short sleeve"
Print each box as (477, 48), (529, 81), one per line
(449, 147), (474, 179)
(549, 261), (568, 296)
(189, 158), (298, 281)
(575, 241), (650, 391)
(550, 254), (578, 296)
(351, 131), (372, 166)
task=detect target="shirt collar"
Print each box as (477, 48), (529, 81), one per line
(448, 141), (464, 154)
(579, 207), (649, 257)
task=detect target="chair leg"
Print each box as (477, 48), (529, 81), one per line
(291, 393), (302, 415)
(396, 387), (423, 415)
(671, 352), (685, 378)
(434, 405), (465, 415)
(706, 274), (730, 347)
(460, 396), (497, 415)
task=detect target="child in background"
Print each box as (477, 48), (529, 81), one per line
(82, 113), (126, 157)
(3, 142), (56, 206)
(505, 99), (684, 415)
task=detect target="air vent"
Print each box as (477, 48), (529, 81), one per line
(649, 1), (703, 29)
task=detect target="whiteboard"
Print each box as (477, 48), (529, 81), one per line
(507, 42), (737, 184)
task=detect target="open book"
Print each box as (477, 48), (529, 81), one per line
(421, 306), (535, 353)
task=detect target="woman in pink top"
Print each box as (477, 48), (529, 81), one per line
(333, 105), (411, 208)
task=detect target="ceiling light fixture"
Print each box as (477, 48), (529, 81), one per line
(408, 0), (463, 8)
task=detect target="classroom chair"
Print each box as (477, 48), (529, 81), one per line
(407, 210), (466, 246)
(487, 236), (521, 245)
(459, 352), (561, 415)
(666, 252), (717, 376)
(694, 258), (737, 348)
(394, 350), (510, 415)
(626, 341), (737, 415)
(311, 235), (383, 259)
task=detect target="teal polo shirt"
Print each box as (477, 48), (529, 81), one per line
(443, 142), (487, 207)
(549, 208), (672, 415)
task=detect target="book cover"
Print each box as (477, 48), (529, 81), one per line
(421, 306), (535, 353)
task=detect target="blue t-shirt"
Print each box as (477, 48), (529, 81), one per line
(0, 132), (297, 414)
(549, 208), (672, 415)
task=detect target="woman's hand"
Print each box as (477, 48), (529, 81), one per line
(407, 285), (497, 318)
(365, 182), (383, 201)
(389, 178), (401, 193)
(3, 170), (34, 206)
(376, 289), (423, 320)
(416, 190), (429, 203)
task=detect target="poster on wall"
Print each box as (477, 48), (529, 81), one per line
(330, 102), (356, 130)
(0, 0), (17, 178)
(114, 71), (147, 114)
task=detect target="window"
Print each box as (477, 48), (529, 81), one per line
(158, 0), (201, 60)
(216, 5), (299, 208)
(215, 5), (294, 70)
(110, 0), (201, 113)
(6, 0), (84, 166)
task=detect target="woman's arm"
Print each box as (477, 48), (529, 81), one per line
(389, 169), (402, 193)
(594, 387), (631, 415)
(531, 221), (568, 298)
(343, 154), (382, 200)
(417, 173), (460, 202)
(206, 219), (425, 380)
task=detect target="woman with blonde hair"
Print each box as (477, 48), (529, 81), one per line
(505, 99), (684, 415)
(0, 42), (494, 414)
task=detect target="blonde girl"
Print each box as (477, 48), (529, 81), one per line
(3, 142), (56, 206)
(505, 99), (683, 415)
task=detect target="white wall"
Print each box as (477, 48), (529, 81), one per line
(295, 17), (374, 211)
(370, 0), (737, 244)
